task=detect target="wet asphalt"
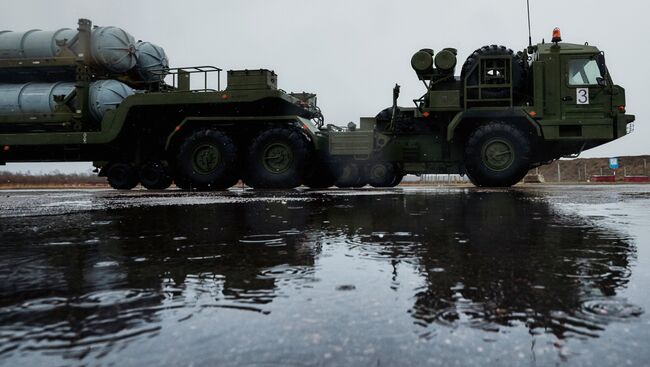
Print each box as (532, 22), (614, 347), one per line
(1, 185), (649, 366)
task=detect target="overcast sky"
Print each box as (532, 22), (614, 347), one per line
(1, 0), (648, 173)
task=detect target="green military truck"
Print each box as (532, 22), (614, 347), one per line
(0, 21), (635, 189)
(328, 28), (635, 187)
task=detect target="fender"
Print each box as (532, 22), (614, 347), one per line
(164, 115), (319, 151)
(447, 108), (542, 141)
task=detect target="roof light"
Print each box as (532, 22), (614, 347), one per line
(552, 27), (562, 43)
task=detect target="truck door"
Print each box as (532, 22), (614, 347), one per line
(559, 55), (611, 138)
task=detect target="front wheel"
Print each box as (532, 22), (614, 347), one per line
(464, 122), (531, 187)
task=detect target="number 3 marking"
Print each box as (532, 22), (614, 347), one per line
(576, 88), (589, 105)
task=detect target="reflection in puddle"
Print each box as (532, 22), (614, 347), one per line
(0, 188), (647, 366)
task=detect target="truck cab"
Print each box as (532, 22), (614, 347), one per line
(327, 29), (635, 187)
(531, 41), (634, 155)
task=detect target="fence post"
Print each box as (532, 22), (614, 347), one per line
(578, 167), (581, 181)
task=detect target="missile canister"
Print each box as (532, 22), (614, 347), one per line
(0, 82), (75, 114)
(0, 29), (77, 58)
(0, 80), (134, 121)
(88, 80), (135, 121)
(89, 26), (137, 73)
(135, 41), (169, 82)
(0, 25), (137, 73)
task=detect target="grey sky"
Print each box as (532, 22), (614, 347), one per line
(1, 0), (648, 173)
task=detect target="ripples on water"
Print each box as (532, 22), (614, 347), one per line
(0, 188), (646, 365)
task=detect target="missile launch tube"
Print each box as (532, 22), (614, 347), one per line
(0, 80), (134, 120)
(0, 26), (137, 73)
(0, 82), (75, 114)
(0, 29), (77, 59)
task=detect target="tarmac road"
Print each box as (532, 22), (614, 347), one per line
(1, 185), (649, 366)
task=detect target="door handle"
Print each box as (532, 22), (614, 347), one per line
(562, 96), (573, 101)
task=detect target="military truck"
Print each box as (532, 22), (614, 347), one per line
(327, 28), (635, 187)
(0, 21), (635, 190)
(0, 19), (329, 190)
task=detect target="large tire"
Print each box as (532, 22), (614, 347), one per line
(460, 45), (525, 99)
(139, 161), (172, 190)
(175, 129), (238, 191)
(464, 122), (531, 187)
(107, 163), (139, 190)
(368, 161), (397, 188)
(247, 127), (311, 189)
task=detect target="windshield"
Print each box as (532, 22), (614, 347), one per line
(568, 58), (603, 85)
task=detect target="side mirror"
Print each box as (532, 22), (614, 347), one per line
(596, 77), (607, 87)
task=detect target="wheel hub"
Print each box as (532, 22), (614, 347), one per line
(481, 138), (514, 171)
(262, 143), (293, 173)
(192, 144), (221, 174)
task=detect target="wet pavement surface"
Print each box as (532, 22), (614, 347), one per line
(1, 185), (649, 366)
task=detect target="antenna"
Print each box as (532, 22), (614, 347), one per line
(526, 0), (533, 48)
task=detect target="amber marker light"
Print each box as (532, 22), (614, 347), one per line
(529, 111), (537, 117)
(422, 111), (430, 117)
(3, 145), (9, 152)
(552, 27), (562, 43)
(175, 125), (181, 132)
(221, 94), (229, 100)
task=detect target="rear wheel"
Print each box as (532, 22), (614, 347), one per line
(107, 163), (138, 190)
(176, 129), (238, 191)
(464, 122), (531, 187)
(139, 162), (172, 190)
(247, 127), (310, 189)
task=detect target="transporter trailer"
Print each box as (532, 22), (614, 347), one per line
(0, 19), (328, 190)
(0, 20), (635, 189)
